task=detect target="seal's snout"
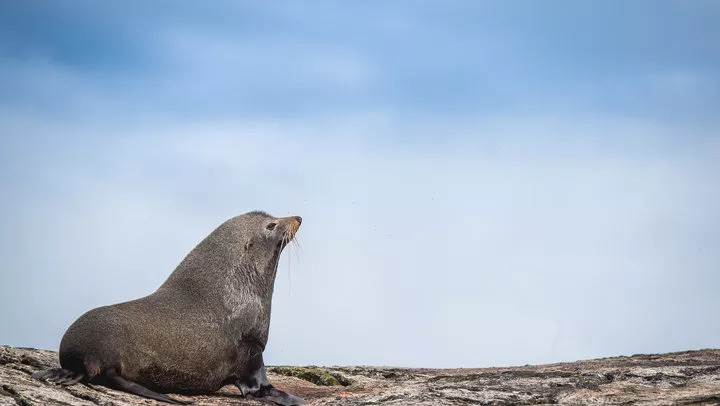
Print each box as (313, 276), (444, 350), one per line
(280, 216), (301, 229)
(278, 216), (302, 243)
(286, 216), (302, 233)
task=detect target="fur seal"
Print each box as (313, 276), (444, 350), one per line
(33, 211), (305, 405)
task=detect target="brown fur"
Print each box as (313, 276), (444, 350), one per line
(55, 212), (301, 394)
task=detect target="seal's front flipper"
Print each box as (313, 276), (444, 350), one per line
(246, 384), (306, 406)
(106, 373), (191, 405)
(236, 353), (305, 405)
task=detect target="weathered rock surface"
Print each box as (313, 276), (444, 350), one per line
(1, 345), (719, 405)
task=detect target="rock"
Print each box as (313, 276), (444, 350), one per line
(1, 345), (719, 405)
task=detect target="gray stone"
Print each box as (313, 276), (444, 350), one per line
(2, 345), (719, 405)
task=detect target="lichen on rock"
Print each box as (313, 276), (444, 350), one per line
(269, 366), (352, 386)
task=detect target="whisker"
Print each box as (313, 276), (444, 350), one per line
(287, 240), (292, 295)
(281, 224), (302, 296)
(292, 238), (302, 261)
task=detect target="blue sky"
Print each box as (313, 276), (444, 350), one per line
(3, 1), (719, 123)
(1, 1), (719, 368)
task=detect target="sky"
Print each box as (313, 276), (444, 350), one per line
(1, 1), (719, 368)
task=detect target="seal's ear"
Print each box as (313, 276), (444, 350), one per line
(245, 240), (253, 251)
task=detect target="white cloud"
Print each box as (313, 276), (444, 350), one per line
(649, 70), (709, 95)
(2, 113), (718, 367)
(155, 29), (379, 96)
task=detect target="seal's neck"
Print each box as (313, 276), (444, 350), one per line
(230, 247), (282, 297)
(157, 234), (282, 306)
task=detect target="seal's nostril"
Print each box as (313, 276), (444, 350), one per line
(294, 216), (302, 225)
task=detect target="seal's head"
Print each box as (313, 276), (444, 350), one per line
(216, 211), (302, 276)
(238, 210), (302, 253)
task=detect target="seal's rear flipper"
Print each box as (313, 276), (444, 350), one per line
(106, 374), (191, 405)
(246, 385), (306, 406)
(32, 368), (85, 386)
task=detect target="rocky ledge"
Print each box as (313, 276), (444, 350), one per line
(1, 345), (719, 405)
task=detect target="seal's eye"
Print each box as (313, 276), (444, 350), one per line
(266, 223), (276, 230)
